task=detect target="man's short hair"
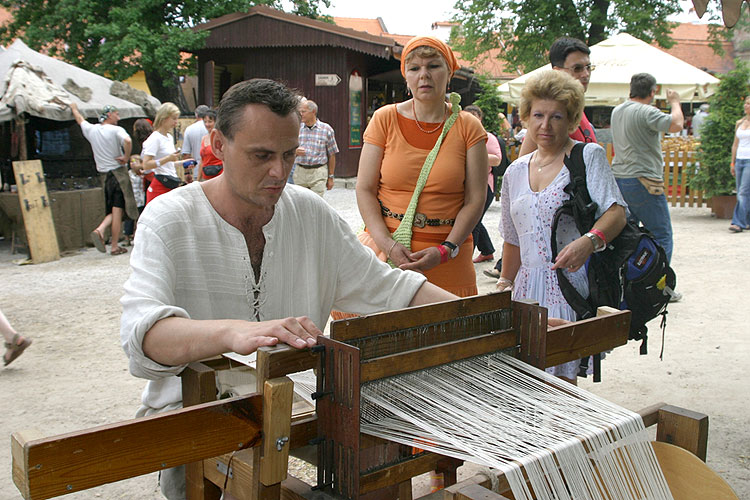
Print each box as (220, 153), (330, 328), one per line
(195, 105), (210, 119)
(216, 79), (300, 141)
(629, 73), (657, 99)
(549, 37), (590, 68)
(99, 105), (118, 123)
(304, 99), (318, 115)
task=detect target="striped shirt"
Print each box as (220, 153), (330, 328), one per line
(295, 119), (339, 166)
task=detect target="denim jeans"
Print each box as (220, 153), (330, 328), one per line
(732, 158), (750, 228)
(615, 177), (674, 263)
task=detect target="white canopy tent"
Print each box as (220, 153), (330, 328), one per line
(498, 33), (720, 106)
(0, 39), (159, 123)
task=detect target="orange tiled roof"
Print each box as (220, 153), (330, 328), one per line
(332, 17), (387, 37)
(655, 22), (734, 75)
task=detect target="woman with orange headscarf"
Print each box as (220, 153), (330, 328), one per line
(355, 36), (488, 297)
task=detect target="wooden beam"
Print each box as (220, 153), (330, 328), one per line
(360, 331), (517, 383)
(544, 310), (630, 367)
(12, 394), (263, 500)
(260, 378), (294, 485)
(331, 292), (511, 341)
(456, 484), (513, 500)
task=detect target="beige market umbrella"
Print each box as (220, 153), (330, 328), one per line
(498, 33), (719, 106)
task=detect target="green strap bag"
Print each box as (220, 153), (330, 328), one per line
(388, 92), (462, 267)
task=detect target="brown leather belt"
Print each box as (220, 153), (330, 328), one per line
(298, 163), (325, 169)
(380, 201), (455, 228)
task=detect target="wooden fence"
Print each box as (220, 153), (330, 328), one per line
(506, 137), (706, 207)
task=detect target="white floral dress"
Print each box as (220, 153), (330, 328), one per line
(500, 142), (626, 379)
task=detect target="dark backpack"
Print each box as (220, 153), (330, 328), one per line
(550, 143), (677, 358)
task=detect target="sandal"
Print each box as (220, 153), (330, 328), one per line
(110, 246), (128, 256)
(729, 224), (743, 233)
(91, 229), (106, 252)
(4, 333), (31, 367)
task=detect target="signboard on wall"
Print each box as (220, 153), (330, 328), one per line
(315, 74), (341, 86)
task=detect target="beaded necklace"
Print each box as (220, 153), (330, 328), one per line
(412, 100), (448, 134)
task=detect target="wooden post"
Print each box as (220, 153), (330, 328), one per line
(656, 405), (709, 462)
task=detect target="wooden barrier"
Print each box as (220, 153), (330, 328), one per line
(504, 136), (707, 208)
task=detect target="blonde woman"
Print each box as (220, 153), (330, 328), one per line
(498, 70), (627, 384)
(141, 103), (194, 204)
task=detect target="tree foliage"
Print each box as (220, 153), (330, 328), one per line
(450, 0), (681, 74)
(0, 0), (330, 109)
(470, 74), (505, 136)
(693, 61), (750, 197)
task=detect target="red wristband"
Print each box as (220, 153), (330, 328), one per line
(437, 244), (449, 264)
(589, 228), (607, 246)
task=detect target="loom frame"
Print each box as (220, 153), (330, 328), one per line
(11, 291), (663, 500)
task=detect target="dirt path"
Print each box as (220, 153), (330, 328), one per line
(1, 189), (747, 499)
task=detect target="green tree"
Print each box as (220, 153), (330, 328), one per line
(450, 0), (681, 73)
(471, 74), (504, 136)
(0, 0), (330, 110)
(692, 61), (750, 198)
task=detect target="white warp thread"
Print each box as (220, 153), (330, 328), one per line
(360, 353), (673, 500)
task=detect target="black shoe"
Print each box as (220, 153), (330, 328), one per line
(483, 269), (500, 279)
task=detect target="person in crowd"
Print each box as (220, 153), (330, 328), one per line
(2, 307), (31, 367)
(519, 37), (597, 157)
(611, 73), (683, 271)
(692, 103), (709, 138)
(354, 36), (487, 298)
(729, 96), (750, 232)
(180, 104), (209, 180)
(293, 99), (339, 196)
(497, 111), (512, 139)
(464, 105), (501, 263)
(120, 78), (455, 499)
(140, 103), (195, 204)
(123, 118), (154, 245)
(497, 70), (627, 384)
(70, 102), (137, 256)
(197, 109), (223, 181)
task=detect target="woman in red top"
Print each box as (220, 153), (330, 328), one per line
(198, 109), (223, 181)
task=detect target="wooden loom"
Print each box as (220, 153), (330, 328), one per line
(11, 291), (733, 500)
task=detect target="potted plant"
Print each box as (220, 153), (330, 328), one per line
(692, 62), (750, 218)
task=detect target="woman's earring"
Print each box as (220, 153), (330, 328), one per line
(406, 87), (411, 96)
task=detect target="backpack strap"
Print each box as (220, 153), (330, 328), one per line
(562, 142), (597, 234)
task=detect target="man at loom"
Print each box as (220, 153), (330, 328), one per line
(119, 78), (456, 500)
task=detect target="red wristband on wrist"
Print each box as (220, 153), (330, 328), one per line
(589, 228), (607, 246)
(437, 244), (449, 264)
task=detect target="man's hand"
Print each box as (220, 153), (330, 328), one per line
(326, 176), (334, 190)
(228, 316), (321, 355)
(666, 88), (680, 105)
(295, 147), (306, 156)
(115, 155), (128, 165)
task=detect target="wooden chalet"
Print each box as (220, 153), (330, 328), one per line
(190, 6), (479, 177)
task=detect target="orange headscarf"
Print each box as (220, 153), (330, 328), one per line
(400, 36), (461, 78)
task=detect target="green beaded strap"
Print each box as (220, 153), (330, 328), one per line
(388, 92), (462, 267)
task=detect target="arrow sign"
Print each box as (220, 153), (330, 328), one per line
(315, 74), (341, 86)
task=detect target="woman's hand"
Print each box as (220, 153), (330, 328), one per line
(387, 241), (412, 267)
(551, 236), (593, 273)
(399, 246), (442, 273)
(731, 163), (736, 177)
(547, 317), (570, 329)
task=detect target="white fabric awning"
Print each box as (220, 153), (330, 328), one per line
(0, 39), (160, 122)
(498, 33), (720, 106)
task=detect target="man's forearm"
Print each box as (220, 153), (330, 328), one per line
(409, 281), (457, 307)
